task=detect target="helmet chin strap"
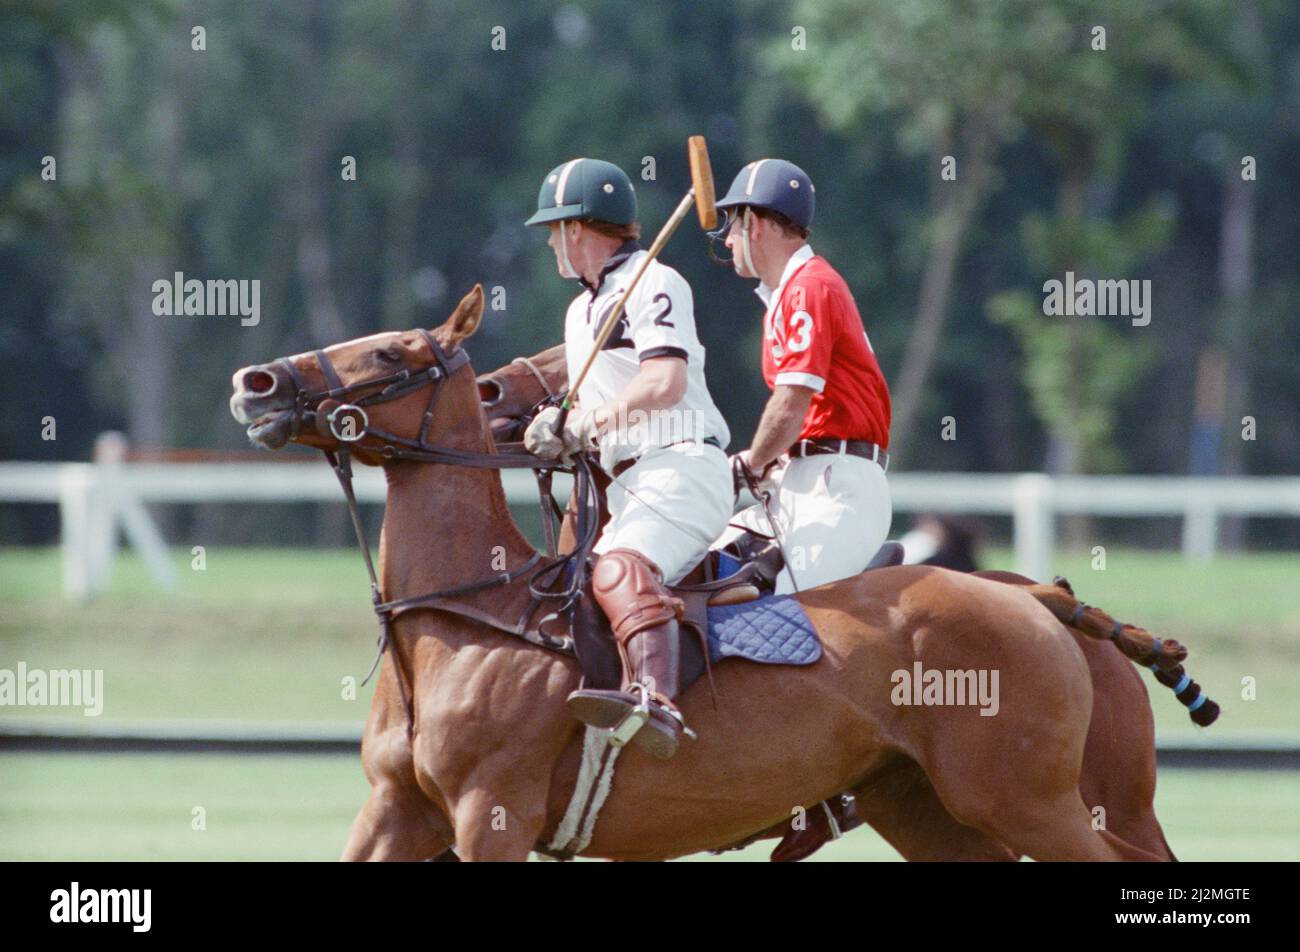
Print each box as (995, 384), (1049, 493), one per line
(739, 207), (758, 279)
(558, 221), (579, 279)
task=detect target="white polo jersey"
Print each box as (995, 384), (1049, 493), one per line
(564, 241), (730, 469)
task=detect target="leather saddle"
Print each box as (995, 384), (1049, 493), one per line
(570, 539), (906, 695)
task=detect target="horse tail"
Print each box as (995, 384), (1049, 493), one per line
(1024, 575), (1221, 728)
(1025, 576), (1185, 667)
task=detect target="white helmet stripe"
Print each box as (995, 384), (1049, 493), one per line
(744, 159), (770, 197)
(555, 158), (582, 206)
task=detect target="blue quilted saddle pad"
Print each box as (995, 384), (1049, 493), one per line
(705, 594), (821, 666)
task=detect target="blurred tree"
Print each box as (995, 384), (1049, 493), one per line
(775, 0), (1023, 461)
(994, 1), (1238, 482)
(55, 1), (190, 450)
(777, 0), (1242, 482)
(0, 0), (1295, 552)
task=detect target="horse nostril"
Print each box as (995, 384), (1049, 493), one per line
(244, 369), (277, 395)
(477, 379), (502, 405)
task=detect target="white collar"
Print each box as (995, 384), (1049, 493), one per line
(754, 244), (814, 307)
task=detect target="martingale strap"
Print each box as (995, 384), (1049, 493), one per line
(326, 443), (568, 740)
(286, 331), (588, 740)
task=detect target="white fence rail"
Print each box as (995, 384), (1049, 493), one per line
(2, 460), (1298, 600)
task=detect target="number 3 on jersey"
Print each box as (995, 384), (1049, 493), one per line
(787, 310), (813, 353)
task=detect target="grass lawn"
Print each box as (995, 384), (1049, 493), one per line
(1, 546), (1295, 732)
(0, 752), (1295, 861)
(1, 545), (1295, 862)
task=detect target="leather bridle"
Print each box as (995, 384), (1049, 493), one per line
(279, 328), (551, 469)
(274, 329), (600, 739)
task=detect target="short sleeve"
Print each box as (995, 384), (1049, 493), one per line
(771, 278), (833, 392)
(628, 264), (691, 363)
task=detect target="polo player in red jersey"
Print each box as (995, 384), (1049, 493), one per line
(709, 158), (893, 861)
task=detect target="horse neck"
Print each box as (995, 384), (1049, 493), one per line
(377, 426), (535, 606)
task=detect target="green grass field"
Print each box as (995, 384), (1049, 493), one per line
(1, 545), (1297, 861)
(2, 546), (1295, 731)
(0, 753), (1296, 861)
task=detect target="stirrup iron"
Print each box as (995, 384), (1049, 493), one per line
(608, 683), (651, 748)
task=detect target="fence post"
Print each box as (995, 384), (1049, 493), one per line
(1182, 498), (1219, 563)
(95, 433), (177, 591)
(93, 431), (178, 595)
(1012, 474), (1054, 582)
(59, 464), (109, 600)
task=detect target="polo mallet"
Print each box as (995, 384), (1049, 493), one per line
(554, 135), (716, 438)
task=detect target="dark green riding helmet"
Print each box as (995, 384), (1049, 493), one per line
(524, 158), (637, 227)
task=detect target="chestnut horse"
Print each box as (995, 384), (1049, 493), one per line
(477, 343), (1223, 861)
(232, 285), (1207, 861)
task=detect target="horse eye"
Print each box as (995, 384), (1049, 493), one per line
(375, 348), (402, 365)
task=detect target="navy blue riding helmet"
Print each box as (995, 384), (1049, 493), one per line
(714, 158), (815, 230)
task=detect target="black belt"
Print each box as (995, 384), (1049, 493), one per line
(611, 436), (722, 477)
(787, 438), (889, 471)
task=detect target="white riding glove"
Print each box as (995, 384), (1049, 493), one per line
(524, 406), (600, 462)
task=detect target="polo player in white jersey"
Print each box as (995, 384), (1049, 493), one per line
(523, 157), (733, 759)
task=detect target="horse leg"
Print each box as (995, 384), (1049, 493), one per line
(1076, 785), (1176, 861)
(852, 757), (1018, 861)
(919, 735), (1163, 861)
(900, 593), (1169, 862)
(918, 708), (1169, 862)
(341, 782), (454, 861)
(444, 771), (550, 862)
(343, 663), (455, 862)
(994, 790), (1171, 862)
(976, 572), (1177, 860)
(1072, 637), (1178, 860)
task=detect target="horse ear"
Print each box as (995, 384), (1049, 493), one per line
(439, 284), (485, 345)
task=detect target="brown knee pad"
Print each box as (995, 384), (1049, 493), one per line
(591, 549), (684, 645)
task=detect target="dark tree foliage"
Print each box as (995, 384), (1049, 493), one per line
(0, 0), (1295, 546)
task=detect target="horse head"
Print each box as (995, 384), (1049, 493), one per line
(475, 344), (568, 444)
(230, 285), (487, 465)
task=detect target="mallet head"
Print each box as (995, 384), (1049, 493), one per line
(688, 135), (717, 231)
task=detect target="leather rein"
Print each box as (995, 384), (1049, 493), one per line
(277, 329), (600, 738)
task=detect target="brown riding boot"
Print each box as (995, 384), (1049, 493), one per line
(566, 549), (692, 759)
(770, 794), (863, 862)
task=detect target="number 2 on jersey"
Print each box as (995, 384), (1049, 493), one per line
(651, 292), (674, 327)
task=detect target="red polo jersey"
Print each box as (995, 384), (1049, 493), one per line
(760, 251), (891, 448)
